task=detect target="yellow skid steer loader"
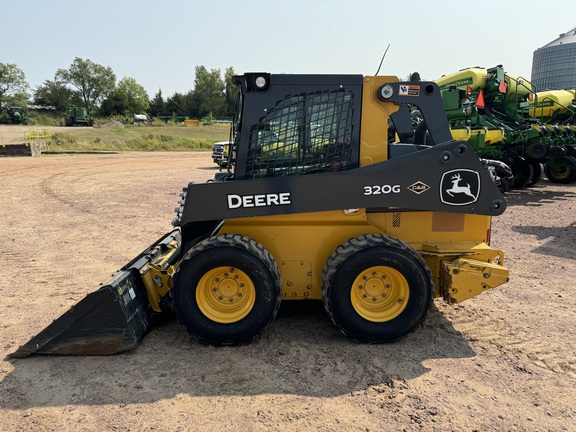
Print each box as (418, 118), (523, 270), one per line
(10, 74), (509, 357)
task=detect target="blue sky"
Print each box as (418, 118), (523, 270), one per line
(3, 0), (575, 98)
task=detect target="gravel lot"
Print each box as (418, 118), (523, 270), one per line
(0, 150), (575, 431)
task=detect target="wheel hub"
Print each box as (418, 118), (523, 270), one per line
(351, 266), (409, 322)
(217, 275), (240, 298)
(364, 275), (386, 297)
(196, 267), (256, 323)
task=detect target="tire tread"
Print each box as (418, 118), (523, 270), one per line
(172, 234), (281, 345)
(321, 233), (433, 343)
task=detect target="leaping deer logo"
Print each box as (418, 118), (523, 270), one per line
(446, 173), (476, 199)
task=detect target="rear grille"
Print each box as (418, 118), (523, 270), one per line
(392, 212), (401, 228)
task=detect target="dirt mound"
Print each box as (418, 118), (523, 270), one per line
(100, 120), (124, 128)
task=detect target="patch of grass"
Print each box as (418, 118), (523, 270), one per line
(50, 123), (230, 152)
(28, 111), (65, 126)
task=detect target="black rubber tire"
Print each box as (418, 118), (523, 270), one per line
(549, 146), (567, 159)
(525, 161), (543, 187)
(171, 234), (281, 345)
(526, 142), (548, 161)
(566, 145), (576, 158)
(494, 162), (514, 192)
(512, 156), (534, 188)
(498, 174), (514, 192)
(545, 156), (576, 184)
(321, 234), (433, 343)
(481, 157), (514, 192)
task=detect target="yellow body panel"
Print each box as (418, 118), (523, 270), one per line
(450, 128), (505, 145)
(482, 128), (506, 144)
(220, 210), (378, 300)
(436, 68), (531, 98)
(529, 90), (575, 118)
(219, 209), (505, 303)
(450, 129), (471, 142)
(359, 76), (399, 165)
(436, 68), (487, 91)
(504, 74), (532, 98)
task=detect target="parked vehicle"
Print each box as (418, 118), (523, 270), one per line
(7, 107), (28, 125)
(65, 107), (93, 127)
(212, 141), (231, 167)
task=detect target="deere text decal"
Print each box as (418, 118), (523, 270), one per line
(227, 192), (291, 209)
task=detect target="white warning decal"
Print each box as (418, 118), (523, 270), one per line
(399, 85), (420, 96)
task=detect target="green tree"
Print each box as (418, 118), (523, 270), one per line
(115, 77), (149, 115)
(148, 89), (165, 117)
(0, 63), (29, 112)
(191, 66), (225, 118)
(56, 57), (116, 113)
(4, 91), (29, 110)
(33, 79), (77, 111)
(99, 93), (125, 116)
(165, 92), (187, 115)
(224, 67), (238, 117)
(185, 89), (199, 118)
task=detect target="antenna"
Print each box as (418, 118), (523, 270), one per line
(375, 44), (391, 76)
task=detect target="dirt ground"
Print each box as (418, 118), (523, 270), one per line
(0, 149), (575, 432)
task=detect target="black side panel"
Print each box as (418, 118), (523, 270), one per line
(383, 81), (454, 145)
(180, 219), (221, 254)
(180, 140), (506, 224)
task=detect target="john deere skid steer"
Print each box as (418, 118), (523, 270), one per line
(10, 74), (509, 357)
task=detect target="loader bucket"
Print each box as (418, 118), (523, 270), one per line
(9, 230), (182, 358)
(8, 271), (151, 357)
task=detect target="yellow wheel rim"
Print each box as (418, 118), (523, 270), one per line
(552, 163), (570, 179)
(350, 266), (409, 322)
(196, 266), (256, 324)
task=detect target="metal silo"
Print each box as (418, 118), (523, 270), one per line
(531, 27), (576, 90)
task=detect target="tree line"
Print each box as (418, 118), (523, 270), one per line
(0, 58), (238, 119)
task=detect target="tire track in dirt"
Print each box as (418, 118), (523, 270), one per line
(39, 170), (109, 214)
